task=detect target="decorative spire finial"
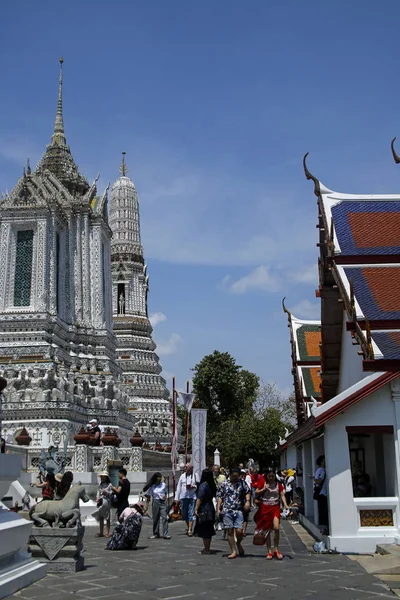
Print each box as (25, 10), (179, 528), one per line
(391, 137), (400, 164)
(26, 158), (31, 175)
(53, 56), (65, 142)
(303, 153), (321, 197)
(119, 151), (128, 176)
(282, 296), (292, 324)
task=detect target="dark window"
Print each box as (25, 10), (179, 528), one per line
(14, 230), (34, 306)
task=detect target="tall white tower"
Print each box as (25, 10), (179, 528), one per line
(109, 155), (172, 441)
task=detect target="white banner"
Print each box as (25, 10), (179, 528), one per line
(177, 391), (196, 412)
(191, 409), (207, 480)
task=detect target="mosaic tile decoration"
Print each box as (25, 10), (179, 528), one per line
(360, 509), (394, 527)
(344, 266), (400, 321)
(302, 367), (321, 398)
(296, 325), (321, 361)
(332, 201), (400, 255)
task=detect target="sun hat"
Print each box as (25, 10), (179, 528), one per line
(89, 419), (98, 424)
(55, 473), (63, 482)
(98, 471), (109, 477)
(132, 502), (145, 515)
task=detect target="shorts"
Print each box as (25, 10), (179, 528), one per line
(181, 498), (195, 522)
(223, 511), (244, 530)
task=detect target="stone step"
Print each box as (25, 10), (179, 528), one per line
(356, 555), (400, 575)
(379, 574), (400, 588)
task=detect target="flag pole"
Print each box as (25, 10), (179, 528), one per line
(172, 376), (176, 497)
(185, 380), (190, 462)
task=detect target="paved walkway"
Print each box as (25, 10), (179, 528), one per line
(11, 519), (395, 600)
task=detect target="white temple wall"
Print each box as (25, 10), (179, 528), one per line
(337, 319), (365, 395)
(284, 445), (297, 470)
(324, 383), (399, 552)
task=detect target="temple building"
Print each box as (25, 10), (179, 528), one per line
(0, 58), (171, 447)
(282, 148), (400, 552)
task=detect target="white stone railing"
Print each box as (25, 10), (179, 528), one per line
(8, 445), (145, 474)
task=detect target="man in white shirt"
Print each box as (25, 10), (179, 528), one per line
(175, 463), (199, 536)
(144, 473), (171, 539)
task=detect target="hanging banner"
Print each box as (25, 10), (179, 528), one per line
(191, 409), (207, 480)
(177, 391), (196, 412)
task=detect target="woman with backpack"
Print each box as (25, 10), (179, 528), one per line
(35, 472), (56, 500)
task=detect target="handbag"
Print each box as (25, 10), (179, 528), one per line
(111, 493), (119, 508)
(197, 503), (214, 524)
(253, 529), (267, 546)
(96, 498), (103, 508)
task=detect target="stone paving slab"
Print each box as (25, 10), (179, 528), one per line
(9, 518), (396, 600)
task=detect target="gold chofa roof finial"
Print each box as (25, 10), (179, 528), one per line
(119, 151), (129, 176)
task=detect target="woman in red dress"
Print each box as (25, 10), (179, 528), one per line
(254, 468), (289, 560)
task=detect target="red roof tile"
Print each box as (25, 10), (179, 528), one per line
(348, 212), (400, 248)
(362, 268), (400, 312)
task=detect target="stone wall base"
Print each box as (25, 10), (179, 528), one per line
(29, 525), (85, 573)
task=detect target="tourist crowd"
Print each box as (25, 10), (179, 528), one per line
(31, 455), (328, 558)
(94, 461), (315, 558)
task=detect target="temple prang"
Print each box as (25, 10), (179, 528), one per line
(0, 59), (171, 447)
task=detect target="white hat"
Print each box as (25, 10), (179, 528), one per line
(89, 419), (98, 424)
(98, 471), (109, 477)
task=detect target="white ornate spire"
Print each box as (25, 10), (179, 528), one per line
(109, 152), (143, 258)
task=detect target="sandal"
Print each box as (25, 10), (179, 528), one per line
(104, 533), (110, 538)
(188, 532), (194, 537)
(94, 533), (104, 538)
(274, 550), (283, 560)
(227, 553), (237, 559)
(266, 552), (273, 560)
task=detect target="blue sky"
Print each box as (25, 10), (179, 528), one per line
(1, 1), (400, 395)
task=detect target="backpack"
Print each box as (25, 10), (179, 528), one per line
(313, 470), (326, 500)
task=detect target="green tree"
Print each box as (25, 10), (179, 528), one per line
(192, 351), (259, 447)
(215, 407), (286, 468)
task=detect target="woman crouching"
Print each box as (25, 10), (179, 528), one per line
(254, 468), (288, 560)
(106, 503), (144, 550)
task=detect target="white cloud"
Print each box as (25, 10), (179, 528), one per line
(290, 299), (320, 320)
(291, 264), (318, 285)
(226, 265), (282, 294)
(156, 333), (183, 357)
(149, 312), (167, 327)
(221, 261), (318, 296)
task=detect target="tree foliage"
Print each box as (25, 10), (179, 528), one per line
(192, 352), (295, 468)
(192, 351), (259, 442)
